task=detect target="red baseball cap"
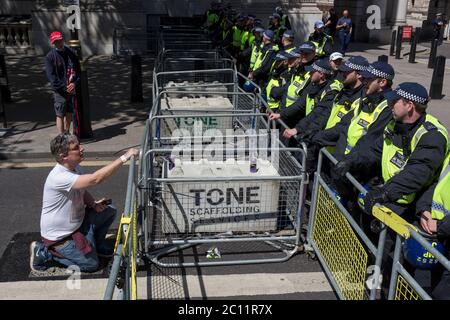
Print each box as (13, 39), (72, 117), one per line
(50, 31), (63, 44)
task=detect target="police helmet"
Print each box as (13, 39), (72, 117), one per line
(403, 225), (446, 270)
(243, 80), (256, 92)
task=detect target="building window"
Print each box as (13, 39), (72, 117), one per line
(435, 0), (439, 8)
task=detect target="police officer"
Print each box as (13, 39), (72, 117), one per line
(240, 15), (256, 52)
(312, 61), (395, 163)
(275, 6), (292, 30)
(416, 154), (450, 299)
(277, 42), (316, 110)
(281, 30), (296, 53)
(336, 84), (449, 297)
(270, 58), (341, 129)
(217, 16), (234, 51)
(248, 30), (279, 88)
(241, 27), (264, 73)
(308, 21), (333, 58)
(231, 16), (246, 58)
(269, 13), (287, 46)
(205, 2), (221, 31)
(335, 83), (449, 218)
(265, 49), (301, 111)
(265, 50), (296, 112)
(284, 56), (368, 141)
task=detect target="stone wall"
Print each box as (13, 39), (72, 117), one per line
(31, 1), (146, 56)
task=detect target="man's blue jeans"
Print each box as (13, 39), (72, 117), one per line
(42, 206), (117, 272)
(338, 31), (351, 54)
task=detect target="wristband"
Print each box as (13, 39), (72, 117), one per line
(120, 155), (128, 163)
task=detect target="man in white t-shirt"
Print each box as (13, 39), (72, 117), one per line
(30, 133), (139, 272)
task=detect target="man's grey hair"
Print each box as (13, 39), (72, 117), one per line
(50, 133), (78, 163)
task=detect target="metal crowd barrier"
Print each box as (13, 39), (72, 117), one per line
(113, 27), (159, 56)
(139, 92), (307, 267)
(371, 205), (450, 300)
(153, 49), (237, 89)
(151, 69), (259, 110)
(158, 28), (213, 52)
(152, 68), (237, 101)
(149, 108), (267, 151)
(306, 148), (387, 300)
(140, 143), (307, 267)
(104, 156), (139, 300)
(306, 147), (450, 300)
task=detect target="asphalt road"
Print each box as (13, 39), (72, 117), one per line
(0, 164), (130, 258)
(0, 162), (336, 300)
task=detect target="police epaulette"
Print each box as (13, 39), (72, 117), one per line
(423, 121), (437, 131)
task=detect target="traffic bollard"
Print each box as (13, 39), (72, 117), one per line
(378, 55), (388, 63)
(131, 55), (143, 102)
(430, 55), (446, 99)
(428, 39), (439, 69)
(395, 26), (403, 59)
(0, 54), (11, 103)
(408, 27), (420, 63)
(390, 30), (397, 56)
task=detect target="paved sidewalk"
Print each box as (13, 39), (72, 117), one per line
(346, 42), (450, 129)
(0, 55), (155, 161)
(1, 42), (449, 161)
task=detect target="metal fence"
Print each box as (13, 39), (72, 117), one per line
(104, 156), (139, 300)
(306, 148), (387, 300)
(154, 48), (236, 74)
(306, 147), (450, 300)
(113, 27), (159, 56)
(158, 26), (213, 52)
(140, 144), (307, 268)
(370, 205), (450, 300)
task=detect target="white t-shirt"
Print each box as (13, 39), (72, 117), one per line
(40, 164), (86, 241)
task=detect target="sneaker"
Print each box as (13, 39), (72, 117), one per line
(29, 241), (48, 271)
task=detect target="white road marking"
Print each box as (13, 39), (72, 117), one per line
(0, 272), (333, 300)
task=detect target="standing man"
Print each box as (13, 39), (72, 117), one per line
(433, 13), (446, 45)
(30, 133), (139, 272)
(45, 31), (81, 135)
(325, 8), (339, 38)
(336, 10), (353, 55)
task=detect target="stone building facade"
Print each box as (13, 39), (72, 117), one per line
(0, 0), (448, 56)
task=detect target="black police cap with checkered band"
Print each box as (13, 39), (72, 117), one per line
(360, 61), (395, 80)
(305, 58), (333, 75)
(338, 56), (369, 72)
(384, 82), (429, 104)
